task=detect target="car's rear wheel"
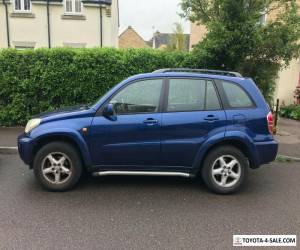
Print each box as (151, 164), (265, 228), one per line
(33, 142), (82, 191)
(201, 146), (248, 194)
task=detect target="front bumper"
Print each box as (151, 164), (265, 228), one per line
(255, 139), (278, 166)
(18, 134), (35, 166)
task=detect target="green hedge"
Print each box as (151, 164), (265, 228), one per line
(0, 48), (196, 126)
(0, 47), (276, 126)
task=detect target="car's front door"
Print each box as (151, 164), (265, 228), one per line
(161, 78), (227, 168)
(90, 78), (164, 168)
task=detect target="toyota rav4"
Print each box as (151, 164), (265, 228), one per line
(18, 69), (278, 194)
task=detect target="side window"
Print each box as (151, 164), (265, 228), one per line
(110, 79), (163, 115)
(167, 79), (206, 112)
(221, 81), (254, 108)
(167, 79), (221, 112)
(206, 81), (221, 110)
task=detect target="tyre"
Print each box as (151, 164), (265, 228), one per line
(33, 142), (82, 191)
(201, 146), (248, 194)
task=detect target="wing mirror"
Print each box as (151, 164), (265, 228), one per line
(102, 103), (117, 121)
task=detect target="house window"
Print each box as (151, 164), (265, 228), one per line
(14, 0), (31, 11)
(259, 13), (267, 25)
(259, 8), (267, 25)
(15, 46), (34, 50)
(65, 0), (82, 14)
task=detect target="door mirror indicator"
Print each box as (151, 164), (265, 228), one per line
(103, 104), (117, 121)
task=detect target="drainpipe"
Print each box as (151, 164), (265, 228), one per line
(3, 0), (10, 47)
(99, 4), (103, 47)
(46, 0), (51, 48)
(116, 0), (119, 27)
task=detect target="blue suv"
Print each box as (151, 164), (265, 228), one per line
(18, 69), (278, 193)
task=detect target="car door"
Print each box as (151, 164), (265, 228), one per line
(89, 78), (164, 168)
(161, 78), (227, 168)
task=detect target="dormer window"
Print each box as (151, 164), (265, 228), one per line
(14, 0), (31, 12)
(65, 0), (82, 14)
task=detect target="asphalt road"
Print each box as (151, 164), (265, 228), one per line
(0, 154), (299, 250)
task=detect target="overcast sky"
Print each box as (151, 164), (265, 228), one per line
(119, 0), (190, 41)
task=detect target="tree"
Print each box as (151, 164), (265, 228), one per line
(166, 22), (186, 51)
(181, 0), (300, 101)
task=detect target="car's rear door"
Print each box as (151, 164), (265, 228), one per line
(161, 77), (227, 168)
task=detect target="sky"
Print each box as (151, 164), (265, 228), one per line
(119, 0), (190, 41)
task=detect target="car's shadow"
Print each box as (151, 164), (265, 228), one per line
(20, 166), (286, 214)
(80, 174), (206, 191)
(27, 170), (257, 197)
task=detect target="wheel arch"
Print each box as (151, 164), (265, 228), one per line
(31, 132), (92, 169)
(192, 136), (258, 174)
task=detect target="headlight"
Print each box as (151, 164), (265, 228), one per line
(25, 118), (41, 133)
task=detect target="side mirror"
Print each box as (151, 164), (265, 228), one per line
(102, 103), (117, 121)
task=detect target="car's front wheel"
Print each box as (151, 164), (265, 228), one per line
(33, 142), (82, 191)
(201, 146), (248, 194)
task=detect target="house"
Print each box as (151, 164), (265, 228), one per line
(148, 31), (190, 51)
(267, 2), (300, 105)
(189, 23), (206, 51)
(190, 2), (300, 105)
(0, 0), (119, 48)
(119, 26), (149, 49)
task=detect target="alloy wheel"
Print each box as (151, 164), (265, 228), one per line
(41, 152), (73, 184)
(211, 155), (241, 188)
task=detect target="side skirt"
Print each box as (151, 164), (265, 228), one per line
(92, 171), (192, 178)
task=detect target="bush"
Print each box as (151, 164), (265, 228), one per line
(0, 48), (193, 126)
(291, 106), (300, 120)
(280, 104), (300, 120)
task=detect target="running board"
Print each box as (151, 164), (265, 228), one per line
(92, 171), (191, 178)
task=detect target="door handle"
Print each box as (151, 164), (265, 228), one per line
(143, 118), (159, 125)
(204, 115), (219, 122)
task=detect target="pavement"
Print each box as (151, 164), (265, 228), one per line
(0, 127), (23, 148)
(1, 118), (299, 158)
(275, 118), (300, 158)
(0, 154), (299, 250)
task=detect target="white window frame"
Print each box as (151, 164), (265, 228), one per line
(14, 0), (31, 12)
(64, 0), (82, 15)
(259, 7), (268, 25)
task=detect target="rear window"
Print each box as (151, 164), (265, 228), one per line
(167, 79), (221, 112)
(167, 79), (206, 112)
(221, 81), (254, 108)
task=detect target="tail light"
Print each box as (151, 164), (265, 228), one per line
(267, 111), (273, 134)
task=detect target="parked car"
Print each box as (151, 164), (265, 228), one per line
(18, 68), (278, 194)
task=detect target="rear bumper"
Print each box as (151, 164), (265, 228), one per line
(254, 140), (278, 166)
(18, 134), (35, 166)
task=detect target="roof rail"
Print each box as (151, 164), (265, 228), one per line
(153, 68), (243, 77)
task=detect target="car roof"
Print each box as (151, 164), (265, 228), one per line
(125, 72), (246, 84)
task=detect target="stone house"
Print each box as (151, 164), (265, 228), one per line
(148, 31), (190, 51)
(119, 26), (149, 49)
